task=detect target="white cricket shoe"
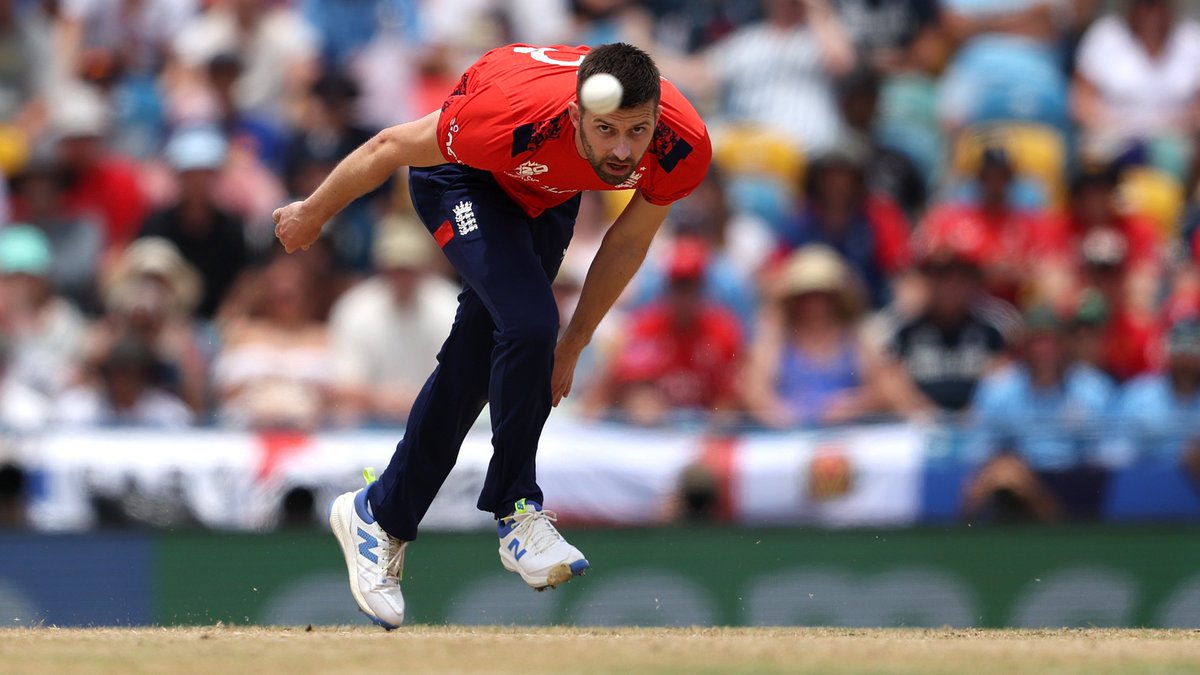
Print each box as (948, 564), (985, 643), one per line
(497, 499), (590, 590)
(328, 487), (407, 629)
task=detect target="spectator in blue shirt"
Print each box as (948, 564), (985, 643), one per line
(964, 305), (1116, 521)
(1114, 319), (1200, 476)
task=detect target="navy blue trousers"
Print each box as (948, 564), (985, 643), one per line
(366, 164), (580, 541)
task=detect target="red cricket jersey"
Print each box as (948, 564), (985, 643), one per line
(435, 44), (712, 218)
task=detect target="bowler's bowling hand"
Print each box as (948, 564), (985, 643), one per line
(273, 201), (324, 253)
(551, 338), (583, 407)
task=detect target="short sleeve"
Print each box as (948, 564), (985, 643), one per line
(436, 81), (518, 171)
(640, 127), (712, 207)
(1075, 17), (1119, 84)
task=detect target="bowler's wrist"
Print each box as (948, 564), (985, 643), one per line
(557, 328), (590, 353)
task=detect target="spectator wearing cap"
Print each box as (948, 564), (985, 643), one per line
(167, 52), (285, 170)
(55, 335), (193, 428)
(881, 245), (1010, 415)
(630, 169), (769, 331)
(743, 244), (885, 428)
(329, 219), (458, 425)
(1113, 319), (1200, 477)
(915, 147), (1050, 305)
(90, 237), (209, 412)
(139, 126), (247, 319)
(0, 225), (88, 399)
(966, 305), (1116, 521)
(283, 71), (380, 269)
(1038, 163), (1162, 316)
(48, 85), (148, 250)
(585, 237), (743, 426)
(1067, 229), (1159, 382)
(775, 137), (911, 307)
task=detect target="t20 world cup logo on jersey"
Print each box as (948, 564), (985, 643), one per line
(512, 161), (550, 181)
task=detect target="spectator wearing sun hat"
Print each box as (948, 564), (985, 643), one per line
(0, 225), (88, 399)
(139, 126), (247, 319)
(743, 244), (886, 428)
(329, 217), (458, 425)
(585, 237), (743, 427)
(88, 237), (208, 412)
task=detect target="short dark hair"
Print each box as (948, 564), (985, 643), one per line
(576, 43), (661, 112)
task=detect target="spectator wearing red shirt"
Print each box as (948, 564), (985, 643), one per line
(914, 148), (1049, 305)
(585, 238), (742, 426)
(775, 137), (910, 307)
(45, 86), (148, 252)
(1037, 163), (1162, 316)
(1069, 232), (1159, 382)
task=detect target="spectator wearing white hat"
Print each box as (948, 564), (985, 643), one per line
(139, 126), (247, 319)
(329, 217), (458, 425)
(88, 237), (209, 412)
(742, 245), (887, 428)
(48, 85), (148, 249)
(0, 225), (88, 399)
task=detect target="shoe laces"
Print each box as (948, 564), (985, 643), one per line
(504, 508), (564, 555)
(381, 537), (407, 583)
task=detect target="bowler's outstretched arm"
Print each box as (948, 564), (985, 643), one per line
(273, 110), (446, 253)
(551, 192), (669, 406)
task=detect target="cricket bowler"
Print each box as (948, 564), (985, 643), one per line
(273, 42), (711, 628)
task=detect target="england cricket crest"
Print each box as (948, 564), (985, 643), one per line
(453, 200), (478, 236)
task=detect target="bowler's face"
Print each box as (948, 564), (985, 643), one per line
(571, 101), (660, 186)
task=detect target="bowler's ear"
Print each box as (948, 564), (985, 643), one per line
(568, 100), (581, 127)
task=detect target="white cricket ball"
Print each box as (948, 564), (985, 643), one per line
(580, 73), (623, 115)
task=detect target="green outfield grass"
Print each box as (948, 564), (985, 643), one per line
(1, 626), (1198, 674)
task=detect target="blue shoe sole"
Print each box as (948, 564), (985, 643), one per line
(360, 608), (399, 631)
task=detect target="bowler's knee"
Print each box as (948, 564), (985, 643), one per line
(497, 311), (559, 352)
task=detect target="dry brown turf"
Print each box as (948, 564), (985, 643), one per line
(1, 626), (1198, 675)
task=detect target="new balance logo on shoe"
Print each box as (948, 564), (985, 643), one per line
(358, 527), (379, 564)
(453, 200), (478, 236)
(507, 537), (527, 561)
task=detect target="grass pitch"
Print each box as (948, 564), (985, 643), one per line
(1, 626), (1197, 674)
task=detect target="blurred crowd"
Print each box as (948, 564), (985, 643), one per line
(1, 0), (1200, 514)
